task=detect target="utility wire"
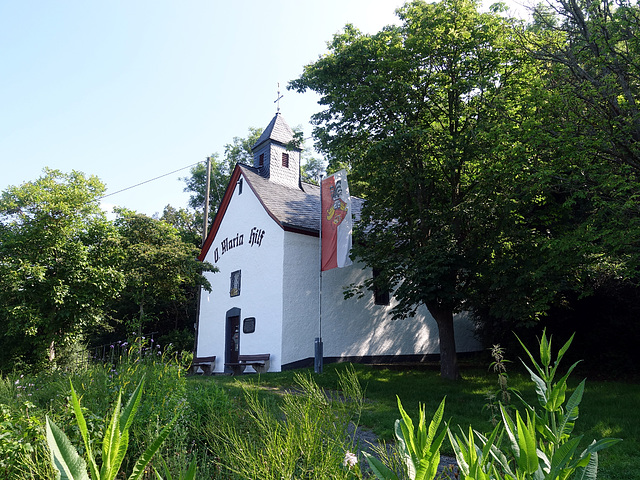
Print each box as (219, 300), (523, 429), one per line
(98, 160), (205, 200)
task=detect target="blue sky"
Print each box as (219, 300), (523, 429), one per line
(1, 0), (528, 218)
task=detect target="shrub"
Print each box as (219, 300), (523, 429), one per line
(447, 330), (621, 480)
(45, 378), (187, 480)
(368, 330), (622, 480)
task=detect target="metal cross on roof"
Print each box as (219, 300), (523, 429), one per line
(274, 83), (284, 113)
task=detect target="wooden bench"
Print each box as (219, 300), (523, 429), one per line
(225, 354), (270, 375)
(191, 355), (216, 375)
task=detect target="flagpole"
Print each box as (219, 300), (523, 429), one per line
(315, 173), (324, 374)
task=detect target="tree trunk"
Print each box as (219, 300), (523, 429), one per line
(49, 339), (56, 363)
(427, 303), (460, 380)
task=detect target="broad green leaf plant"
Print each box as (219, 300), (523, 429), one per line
(364, 396), (447, 480)
(448, 330), (621, 480)
(447, 424), (505, 480)
(45, 378), (185, 480)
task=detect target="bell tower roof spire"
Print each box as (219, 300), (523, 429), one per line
(251, 112), (302, 189)
(251, 112), (298, 150)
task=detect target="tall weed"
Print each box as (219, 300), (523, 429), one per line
(0, 338), (193, 480)
(213, 365), (365, 479)
(447, 330), (622, 480)
(0, 401), (53, 480)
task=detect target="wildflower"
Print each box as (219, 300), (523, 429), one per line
(343, 451), (358, 468)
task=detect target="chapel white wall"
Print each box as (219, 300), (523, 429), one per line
(281, 232), (320, 365)
(319, 263), (481, 359)
(197, 176), (285, 372)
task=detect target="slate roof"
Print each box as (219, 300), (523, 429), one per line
(239, 164), (362, 234)
(252, 112), (299, 149)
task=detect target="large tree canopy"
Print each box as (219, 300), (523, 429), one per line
(291, 0), (555, 379)
(521, 0), (640, 278)
(0, 169), (123, 369)
(530, 0), (640, 173)
(112, 208), (215, 340)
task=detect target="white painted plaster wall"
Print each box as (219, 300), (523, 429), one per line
(280, 233), (480, 367)
(320, 262), (481, 359)
(281, 232), (320, 365)
(197, 175), (285, 372)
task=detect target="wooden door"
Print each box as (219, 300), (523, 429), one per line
(226, 315), (240, 364)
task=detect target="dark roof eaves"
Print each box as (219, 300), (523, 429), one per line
(282, 223), (319, 237)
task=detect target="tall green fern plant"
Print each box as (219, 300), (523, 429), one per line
(45, 378), (188, 480)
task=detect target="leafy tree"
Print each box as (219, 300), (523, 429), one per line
(158, 204), (201, 247)
(0, 169), (124, 370)
(301, 157), (325, 185)
(224, 126), (264, 166)
(528, 0), (640, 173)
(523, 0), (640, 277)
(466, 0), (640, 354)
(291, 0), (539, 379)
(182, 152), (223, 226)
(112, 208), (215, 341)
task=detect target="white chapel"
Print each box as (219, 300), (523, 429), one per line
(194, 112), (481, 373)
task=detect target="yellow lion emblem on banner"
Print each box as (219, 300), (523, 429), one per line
(326, 181), (348, 226)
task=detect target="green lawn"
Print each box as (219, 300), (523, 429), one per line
(198, 361), (640, 480)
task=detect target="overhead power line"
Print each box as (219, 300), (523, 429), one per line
(99, 161), (204, 200)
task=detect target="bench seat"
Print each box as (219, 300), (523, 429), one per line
(191, 355), (216, 375)
(225, 354), (270, 375)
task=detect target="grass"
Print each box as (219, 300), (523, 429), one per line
(1, 347), (638, 479)
(198, 360), (640, 480)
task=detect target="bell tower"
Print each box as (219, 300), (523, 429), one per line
(251, 112), (302, 189)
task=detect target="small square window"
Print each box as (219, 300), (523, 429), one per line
(259, 153), (264, 167)
(230, 270), (241, 297)
(237, 178), (243, 195)
(243, 317), (256, 334)
(282, 152), (289, 168)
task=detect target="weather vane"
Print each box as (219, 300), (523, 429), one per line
(274, 83), (284, 113)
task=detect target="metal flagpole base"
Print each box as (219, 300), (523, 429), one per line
(314, 337), (323, 373)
